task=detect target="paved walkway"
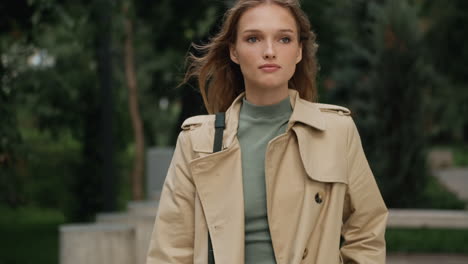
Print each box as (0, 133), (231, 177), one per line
(387, 254), (468, 264)
(433, 167), (468, 201)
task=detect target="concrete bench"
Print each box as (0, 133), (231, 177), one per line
(388, 209), (468, 229)
(60, 224), (136, 264)
(95, 202), (158, 264)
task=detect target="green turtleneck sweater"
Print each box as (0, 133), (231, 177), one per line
(237, 96), (293, 264)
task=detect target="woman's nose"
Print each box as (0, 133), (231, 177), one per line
(263, 41), (276, 60)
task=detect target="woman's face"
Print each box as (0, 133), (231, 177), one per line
(230, 3), (302, 91)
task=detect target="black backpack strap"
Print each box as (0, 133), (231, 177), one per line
(208, 112), (225, 264)
(213, 112), (225, 152)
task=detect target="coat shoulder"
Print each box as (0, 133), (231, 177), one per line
(314, 103), (351, 116)
(180, 115), (216, 153)
(181, 115), (215, 130)
(312, 102), (354, 133)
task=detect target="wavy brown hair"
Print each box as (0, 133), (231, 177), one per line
(183, 0), (319, 114)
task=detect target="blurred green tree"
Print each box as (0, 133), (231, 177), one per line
(424, 0), (468, 143)
(327, 0), (450, 207)
(1, 0), (131, 220)
(0, 0), (35, 207)
(2, 0), (466, 216)
(133, 0), (224, 145)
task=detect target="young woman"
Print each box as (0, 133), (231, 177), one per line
(147, 0), (388, 263)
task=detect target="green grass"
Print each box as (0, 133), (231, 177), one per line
(387, 228), (468, 253)
(0, 206), (64, 264)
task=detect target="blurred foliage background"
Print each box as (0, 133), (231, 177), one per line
(1, 0), (468, 262)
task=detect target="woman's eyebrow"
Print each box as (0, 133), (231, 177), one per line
(241, 29), (296, 34)
(241, 29), (262, 34)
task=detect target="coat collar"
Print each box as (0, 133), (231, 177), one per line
(223, 89), (326, 147)
(286, 89), (326, 132)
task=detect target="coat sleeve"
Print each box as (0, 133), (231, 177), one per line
(146, 131), (196, 264)
(340, 118), (388, 264)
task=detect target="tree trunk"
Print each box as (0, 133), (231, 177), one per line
(124, 5), (145, 201)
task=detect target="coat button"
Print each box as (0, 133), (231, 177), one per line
(302, 248), (308, 259)
(315, 192), (323, 204)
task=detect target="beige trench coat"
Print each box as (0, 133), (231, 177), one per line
(147, 89), (388, 264)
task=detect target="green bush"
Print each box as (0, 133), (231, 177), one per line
(327, 0), (439, 208)
(0, 206), (64, 264)
(18, 127), (80, 211)
(453, 144), (468, 167)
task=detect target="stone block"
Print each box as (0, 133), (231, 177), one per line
(146, 147), (174, 200)
(95, 204), (158, 264)
(127, 200), (159, 217)
(428, 149), (454, 169)
(95, 212), (134, 224)
(388, 209), (468, 229)
(134, 214), (157, 264)
(60, 224), (136, 264)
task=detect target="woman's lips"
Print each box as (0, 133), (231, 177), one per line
(259, 64), (281, 73)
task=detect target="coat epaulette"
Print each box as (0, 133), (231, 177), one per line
(181, 115), (212, 130)
(316, 103), (351, 116)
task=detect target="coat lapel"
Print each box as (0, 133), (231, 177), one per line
(287, 90), (347, 184)
(189, 140), (245, 263)
(188, 93), (245, 263)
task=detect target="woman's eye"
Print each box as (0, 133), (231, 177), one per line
(280, 37), (291, 44)
(247, 36), (258, 43)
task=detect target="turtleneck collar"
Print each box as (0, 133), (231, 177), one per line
(240, 96), (292, 119)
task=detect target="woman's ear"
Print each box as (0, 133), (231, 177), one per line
(296, 42), (302, 64)
(230, 45), (240, 64)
